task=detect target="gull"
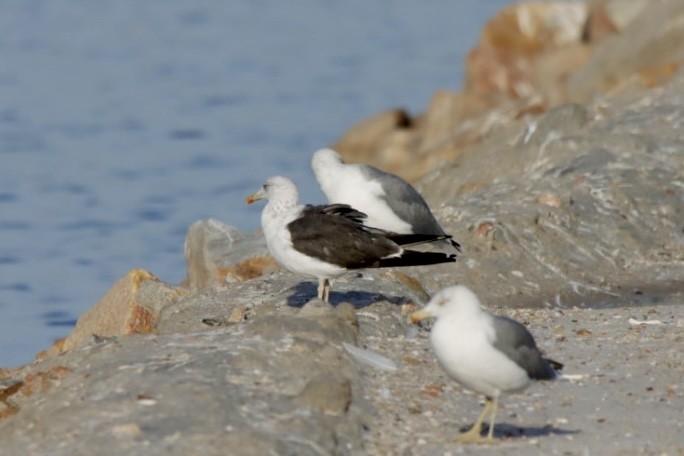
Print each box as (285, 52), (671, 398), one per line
(411, 285), (562, 443)
(311, 148), (460, 251)
(246, 176), (457, 302)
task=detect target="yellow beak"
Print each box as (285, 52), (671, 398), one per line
(246, 189), (265, 205)
(409, 308), (433, 325)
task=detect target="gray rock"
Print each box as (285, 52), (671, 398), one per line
(416, 72), (684, 308)
(293, 373), (353, 416)
(183, 219), (273, 289)
(135, 278), (186, 316)
(0, 285), (368, 456)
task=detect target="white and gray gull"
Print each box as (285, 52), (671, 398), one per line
(246, 176), (457, 302)
(311, 148), (460, 251)
(411, 285), (562, 444)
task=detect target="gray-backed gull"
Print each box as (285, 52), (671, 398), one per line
(311, 148), (460, 251)
(411, 285), (562, 443)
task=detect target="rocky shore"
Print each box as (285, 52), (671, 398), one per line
(1, 1), (683, 455)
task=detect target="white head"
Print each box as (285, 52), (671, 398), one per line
(312, 148), (344, 181)
(246, 175), (299, 208)
(410, 285), (485, 324)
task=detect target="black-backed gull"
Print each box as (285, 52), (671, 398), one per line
(247, 176), (457, 302)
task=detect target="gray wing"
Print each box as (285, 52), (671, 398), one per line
(491, 316), (558, 380)
(310, 204), (456, 248)
(359, 165), (446, 236)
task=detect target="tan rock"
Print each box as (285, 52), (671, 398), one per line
(329, 2), (590, 183)
(327, 1), (684, 189)
(585, 0), (649, 42)
(19, 365), (71, 396)
(567, 0), (684, 102)
(418, 90), (463, 157)
(62, 269), (160, 352)
(220, 256), (279, 283)
(0, 379), (23, 420)
(484, 2), (587, 53)
(332, 108), (413, 175)
(33, 338), (65, 363)
(465, 41), (532, 101)
(374, 128), (422, 180)
(535, 44), (592, 106)
(465, 1), (587, 100)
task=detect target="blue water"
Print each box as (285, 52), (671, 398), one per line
(0, 0), (514, 367)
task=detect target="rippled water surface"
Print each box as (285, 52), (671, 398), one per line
(0, 0), (514, 367)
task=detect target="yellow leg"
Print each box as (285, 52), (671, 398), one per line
(317, 279), (330, 302)
(487, 396), (498, 440)
(456, 397), (498, 444)
(322, 279), (330, 303)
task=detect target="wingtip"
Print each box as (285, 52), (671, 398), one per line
(547, 358), (564, 371)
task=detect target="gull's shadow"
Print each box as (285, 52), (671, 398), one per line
(286, 281), (410, 309)
(465, 422), (581, 440)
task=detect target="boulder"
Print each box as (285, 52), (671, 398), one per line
(0, 279), (368, 455)
(584, 0), (649, 42)
(61, 269), (174, 352)
(332, 108), (415, 177)
(416, 76), (684, 307)
(568, 0), (684, 101)
(330, 1), (684, 184)
(464, 1), (588, 102)
(183, 219), (277, 288)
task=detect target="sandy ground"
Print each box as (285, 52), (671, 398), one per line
(355, 300), (684, 455)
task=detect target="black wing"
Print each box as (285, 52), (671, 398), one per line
(288, 205), (456, 269)
(309, 204), (456, 248)
(289, 205), (401, 268)
(314, 203), (368, 225)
